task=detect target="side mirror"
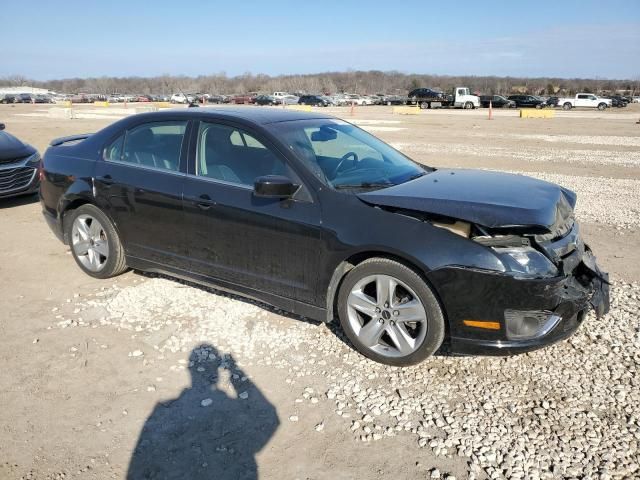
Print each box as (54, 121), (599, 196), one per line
(254, 175), (298, 199)
(0, 123), (5, 130)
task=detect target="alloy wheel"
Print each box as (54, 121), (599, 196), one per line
(71, 214), (109, 272)
(346, 274), (428, 358)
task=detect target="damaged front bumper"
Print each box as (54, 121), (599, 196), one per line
(427, 245), (610, 356)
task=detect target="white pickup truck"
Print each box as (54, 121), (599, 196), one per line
(558, 93), (611, 110)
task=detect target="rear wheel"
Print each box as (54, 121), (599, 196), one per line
(563, 102), (572, 110)
(337, 258), (445, 366)
(66, 204), (128, 279)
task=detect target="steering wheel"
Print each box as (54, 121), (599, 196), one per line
(331, 151), (359, 178)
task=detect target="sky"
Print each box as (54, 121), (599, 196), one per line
(2, 0), (639, 80)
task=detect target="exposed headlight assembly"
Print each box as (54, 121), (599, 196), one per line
(494, 246), (558, 278)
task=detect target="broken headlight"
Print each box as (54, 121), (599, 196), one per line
(494, 246), (558, 278)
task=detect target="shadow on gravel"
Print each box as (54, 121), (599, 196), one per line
(127, 343), (279, 480)
(0, 192), (39, 209)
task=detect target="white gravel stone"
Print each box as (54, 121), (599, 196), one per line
(200, 398), (213, 407)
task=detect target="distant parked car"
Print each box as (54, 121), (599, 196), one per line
(231, 94), (256, 104)
(1, 94), (17, 104)
(542, 96), (560, 108)
(479, 95), (516, 108)
(0, 123), (41, 199)
(280, 95), (299, 105)
(298, 95), (330, 107)
(381, 95), (406, 105)
(608, 95), (628, 108)
(206, 95), (225, 104)
(254, 95), (276, 106)
(557, 93), (611, 110)
(13, 93), (33, 103)
(171, 93), (196, 104)
(507, 95), (545, 109)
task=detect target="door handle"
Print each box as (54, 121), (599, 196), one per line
(97, 174), (114, 185)
(196, 194), (214, 210)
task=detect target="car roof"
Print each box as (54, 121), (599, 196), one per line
(130, 107), (334, 126)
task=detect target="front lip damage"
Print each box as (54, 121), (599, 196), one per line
(427, 244), (611, 356)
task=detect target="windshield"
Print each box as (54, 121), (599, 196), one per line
(272, 119), (430, 190)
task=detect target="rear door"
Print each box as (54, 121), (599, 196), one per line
(575, 94), (589, 107)
(182, 120), (323, 305)
(93, 119), (190, 267)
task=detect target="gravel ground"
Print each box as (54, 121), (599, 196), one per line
(470, 134), (640, 148)
(390, 142), (640, 168)
(506, 171), (640, 229)
(56, 276), (640, 480)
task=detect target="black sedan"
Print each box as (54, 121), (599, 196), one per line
(507, 95), (545, 108)
(0, 123), (41, 199)
(298, 95), (330, 107)
(479, 95), (516, 108)
(39, 108), (609, 366)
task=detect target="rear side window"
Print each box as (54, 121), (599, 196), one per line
(111, 121), (187, 172)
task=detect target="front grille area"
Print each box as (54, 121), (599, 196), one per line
(0, 155), (28, 165)
(0, 166), (37, 193)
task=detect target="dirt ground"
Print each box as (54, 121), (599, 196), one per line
(1, 102), (639, 479)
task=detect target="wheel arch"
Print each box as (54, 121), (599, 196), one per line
(324, 251), (449, 339)
(59, 196), (121, 246)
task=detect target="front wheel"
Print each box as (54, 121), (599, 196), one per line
(464, 101), (473, 109)
(65, 204), (128, 279)
(337, 258), (445, 366)
(597, 103), (607, 111)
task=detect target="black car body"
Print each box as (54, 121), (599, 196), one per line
(479, 95), (516, 108)
(298, 95), (329, 107)
(381, 95), (406, 105)
(1, 94), (17, 104)
(543, 96), (560, 108)
(39, 108), (609, 365)
(254, 95), (276, 106)
(407, 88), (453, 108)
(507, 95), (545, 108)
(608, 95), (628, 108)
(0, 123), (41, 198)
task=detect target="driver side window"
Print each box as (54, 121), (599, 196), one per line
(197, 122), (293, 187)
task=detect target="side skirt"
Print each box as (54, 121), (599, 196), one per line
(125, 255), (328, 323)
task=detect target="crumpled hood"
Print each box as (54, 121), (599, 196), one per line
(0, 131), (35, 161)
(358, 169), (577, 230)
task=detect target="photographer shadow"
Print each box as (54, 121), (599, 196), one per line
(127, 343), (279, 480)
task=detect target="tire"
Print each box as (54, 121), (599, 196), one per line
(65, 204), (128, 279)
(337, 258), (445, 366)
(597, 103), (606, 111)
(464, 101), (473, 109)
(563, 103), (572, 110)
(535, 104), (542, 109)
(420, 102), (428, 109)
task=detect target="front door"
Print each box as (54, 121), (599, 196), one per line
(94, 119), (189, 267)
(182, 120), (322, 305)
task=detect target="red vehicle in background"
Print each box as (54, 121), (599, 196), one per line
(231, 93), (257, 104)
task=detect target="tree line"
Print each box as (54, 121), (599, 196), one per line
(2, 71), (639, 96)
